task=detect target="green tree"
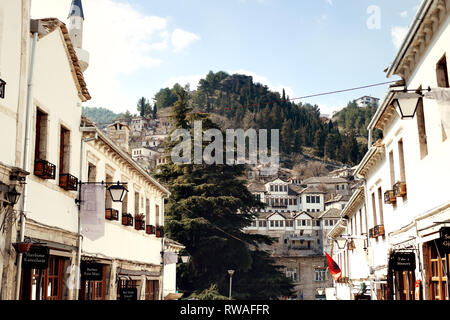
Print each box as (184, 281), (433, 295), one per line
(156, 88), (294, 299)
(137, 97), (152, 117)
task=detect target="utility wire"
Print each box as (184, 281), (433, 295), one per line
(85, 80), (399, 126)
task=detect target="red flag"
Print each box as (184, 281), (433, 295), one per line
(325, 252), (342, 281)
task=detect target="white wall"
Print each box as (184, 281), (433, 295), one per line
(25, 28), (82, 233)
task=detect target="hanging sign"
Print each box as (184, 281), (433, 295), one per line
(22, 246), (49, 269)
(120, 288), (138, 301)
(81, 262), (103, 281)
(439, 227), (450, 254)
(391, 252), (416, 271)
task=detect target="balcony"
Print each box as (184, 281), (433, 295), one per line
(393, 182), (407, 197)
(134, 217), (145, 231)
(270, 204), (288, 209)
(146, 225), (156, 235)
(374, 225), (385, 237)
(121, 213), (134, 227)
(59, 173), (78, 191)
(105, 208), (119, 221)
(34, 160), (56, 180)
(370, 225), (385, 238)
(156, 226), (164, 238)
(384, 190), (396, 205)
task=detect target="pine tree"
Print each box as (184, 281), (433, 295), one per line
(156, 88), (294, 299)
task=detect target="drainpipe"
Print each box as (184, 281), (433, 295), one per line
(15, 20), (46, 300)
(75, 126), (98, 300)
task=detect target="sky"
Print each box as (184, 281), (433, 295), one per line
(31, 0), (422, 116)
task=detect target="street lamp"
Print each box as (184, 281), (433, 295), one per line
(391, 87), (431, 119)
(334, 237), (348, 250)
(107, 182), (128, 202)
(7, 187), (21, 206)
(228, 270), (235, 300)
(181, 254), (191, 264)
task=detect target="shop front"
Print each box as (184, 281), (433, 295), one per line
(422, 227), (450, 300)
(116, 267), (161, 300)
(79, 259), (110, 300)
(20, 244), (74, 300)
(388, 251), (417, 300)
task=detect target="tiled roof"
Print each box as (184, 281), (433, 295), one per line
(319, 208), (342, 219)
(303, 176), (348, 184)
(247, 182), (266, 193)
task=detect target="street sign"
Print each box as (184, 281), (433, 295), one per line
(81, 262), (103, 281)
(120, 288), (138, 301)
(391, 252), (416, 271)
(22, 246), (49, 269)
(439, 227), (450, 254)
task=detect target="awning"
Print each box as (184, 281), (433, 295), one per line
(117, 268), (160, 278)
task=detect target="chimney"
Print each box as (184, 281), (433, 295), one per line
(107, 121), (131, 155)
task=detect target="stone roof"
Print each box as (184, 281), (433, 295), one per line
(319, 208), (342, 219)
(303, 176), (348, 184)
(325, 193), (352, 204)
(247, 182), (266, 193)
(38, 18), (91, 101)
(300, 186), (327, 194)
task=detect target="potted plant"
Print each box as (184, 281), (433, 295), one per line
(134, 213), (145, 231)
(146, 224), (156, 235)
(13, 242), (32, 253)
(156, 226), (164, 238)
(122, 213), (129, 226)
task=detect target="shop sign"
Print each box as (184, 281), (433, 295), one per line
(120, 288), (138, 301)
(391, 252), (416, 271)
(81, 262), (103, 281)
(439, 227), (450, 254)
(22, 246), (49, 269)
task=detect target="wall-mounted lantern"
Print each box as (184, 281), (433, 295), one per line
(0, 79), (6, 99)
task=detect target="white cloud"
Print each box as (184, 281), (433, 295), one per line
(30, 0), (200, 113)
(391, 26), (409, 51)
(327, 0), (334, 6)
(171, 29), (201, 53)
(400, 11), (408, 18)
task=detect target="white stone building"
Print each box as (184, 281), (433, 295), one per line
(355, 96), (380, 108)
(328, 0), (450, 301)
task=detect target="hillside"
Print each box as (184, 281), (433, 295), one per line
(154, 71), (378, 166)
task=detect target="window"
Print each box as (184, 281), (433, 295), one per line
(306, 196), (311, 203)
(294, 199), (298, 205)
(105, 174), (113, 209)
(316, 196), (320, 203)
(337, 185), (340, 190)
(416, 98), (428, 159)
(88, 163), (96, 183)
(122, 192), (128, 215)
(59, 126), (70, 174)
(389, 151), (395, 187)
(289, 199), (293, 205)
(315, 269), (326, 282)
(259, 220), (267, 228)
(436, 55), (449, 88)
(155, 204), (160, 227)
(398, 140), (406, 184)
(377, 187), (384, 227)
(371, 192), (377, 227)
(270, 221), (274, 228)
(270, 185), (274, 192)
(134, 192), (140, 215)
(35, 108), (48, 162)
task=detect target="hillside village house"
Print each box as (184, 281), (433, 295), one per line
(328, 0), (450, 300)
(245, 178), (338, 300)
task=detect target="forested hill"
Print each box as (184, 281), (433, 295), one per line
(154, 71), (380, 166)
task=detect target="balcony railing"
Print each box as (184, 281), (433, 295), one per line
(270, 204), (288, 208)
(34, 160), (56, 180)
(384, 190), (396, 205)
(156, 226), (164, 238)
(146, 225), (156, 235)
(121, 213), (133, 227)
(370, 225), (385, 238)
(135, 219), (145, 231)
(393, 181), (407, 197)
(59, 173), (78, 191)
(105, 208), (119, 221)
